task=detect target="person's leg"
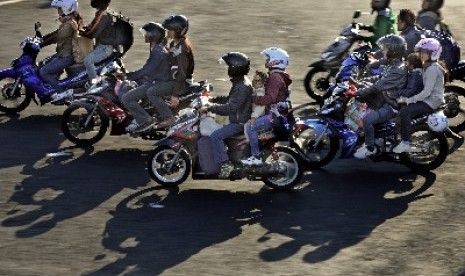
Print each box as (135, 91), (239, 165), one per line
(121, 84), (152, 129)
(210, 123), (244, 164)
(242, 115), (273, 165)
(84, 45), (114, 81)
(398, 102), (434, 142)
(354, 109), (386, 159)
(39, 55), (74, 93)
(146, 81), (175, 126)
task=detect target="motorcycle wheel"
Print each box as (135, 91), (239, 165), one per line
(444, 85), (465, 133)
(61, 104), (109, 146)
(293, 123), (339, 169)
(262, 147), (304, 190)
(400, 125), (449, 172)
(0, 77), (32, 114)
(148, 146), (191, 186)
(303, 67), (334, 104)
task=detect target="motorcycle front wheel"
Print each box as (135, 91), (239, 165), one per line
(303, 67), (335, 104)
(61, 104), (109, 146)
(444, 85), (465, 133)
(262, 147), (304, 190)
(400, 125), (449, 172)
(0, 77), (32, 114)
(148, 146), (191, 186)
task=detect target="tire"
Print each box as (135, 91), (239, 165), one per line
(61, 104), (109, 146)
(444, 85), (465, 133)
(0, 78), (32, 114)
(293, 124), (339, 169)
(262, 147), (303, 190)
(400, 125), (449, 172)
(147, 146), (191, 186)
(303, 67), (334, 104)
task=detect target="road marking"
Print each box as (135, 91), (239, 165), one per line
(0, 0), (29, 7)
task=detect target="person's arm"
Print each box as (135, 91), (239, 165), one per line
(40, 29), (58, 47)
(394, 72), (422, 98)
(127, 47), (160, 82)
(253, 74), (282, 105)
(406, 67), (435, 104)
(80, 10), (107, 39)
(210, 84), (251, 116)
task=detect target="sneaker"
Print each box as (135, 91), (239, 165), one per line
(353, 144), (378, 159)
(153, 117), (175, 130)
(241, 155), (263, 166)
(125, 119), (139, 133)
(393, 140), (410, 153)
(219, 161), (234, 179)
(133, 120), (155, 133)
(50, 89), (73, 103)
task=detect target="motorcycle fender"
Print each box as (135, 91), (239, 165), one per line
(308, 60), (325, 68)
(0, 67), (17, 79)
(153, 138), (176, 147)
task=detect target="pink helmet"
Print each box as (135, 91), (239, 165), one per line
(414, 37), (442, 61)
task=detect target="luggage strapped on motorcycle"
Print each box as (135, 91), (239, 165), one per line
(107, 9), (134, 54)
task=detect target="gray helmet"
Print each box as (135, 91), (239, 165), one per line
(140, 22), (165, 44)
(376, 34), (406, 59)
(221, 52), (250, 77)
(371, 0), (391, 10)
(425, 0), (444, 12)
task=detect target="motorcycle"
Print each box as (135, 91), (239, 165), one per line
(147, 96), (304, 190)
(441, 62), (465, 133)
(61, 60), (214, 146)
(0, 22), (123, 114)
(304, 10), (368, 103)
(293, 81), (449, 172)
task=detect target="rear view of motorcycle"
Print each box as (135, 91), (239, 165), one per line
(147, 96), (304, 190)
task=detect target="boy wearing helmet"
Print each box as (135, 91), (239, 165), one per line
(146, 14), (195, 130)
(241, 47), (292, 166)
(393, 37), (445, 153)
(353, 34), (407, 159)
(201, 52), (253, 178)
(118, 22), (172, 133)
(40, 0), (82, 103)
(358, 0), (398, 48)
(417, 0), (444, 30)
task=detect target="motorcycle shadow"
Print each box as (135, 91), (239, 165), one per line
(86, 168), (436, 274)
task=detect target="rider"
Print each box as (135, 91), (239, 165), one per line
(353, 34), (407, 159)
(416, 0), (444, 31)
(39, 0), (81, 103)
(201, 52), (252, 178)
(393, 38), (445, 153)
(120, 22), (172, 133)
(397, 9), (422, 56)
(241, 47), (292, 166)
(358, 0), (398, 48)
(146, 14), (195, 130)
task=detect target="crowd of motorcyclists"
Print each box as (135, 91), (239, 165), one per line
(28, 0), (460, 178)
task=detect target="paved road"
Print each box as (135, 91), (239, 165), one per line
(1, 1), (465, 275)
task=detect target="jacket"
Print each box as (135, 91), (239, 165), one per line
(126, 43), (171, 84)
(405, 62), (444, 109)
(360, 8), (398, 47)
(253, 71), (292, 114)
(400, 26), (422, 56)
(356, 59), (406, 109)
(209, 76), (252, 124)
(80, 9), (115, 46)
(393, 68), (423, 98)
(41, 17), (77, 57)
(168, 38), (195, 96)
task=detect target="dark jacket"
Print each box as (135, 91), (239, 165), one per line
(416, 10), (440, 31)
(356, 59), (406, 109)
(393, 68), (423, 98)
(126, 43), (171, 84)
(209, 76), (253, 124)
(400, 26), (422, 56)
(80, 9), (115, 46)
(253, 71), (292, 114)
(41, 17), (77, 57)
(167, 38), (195, 96)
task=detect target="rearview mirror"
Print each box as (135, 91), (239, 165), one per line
(352, 10), (361, 19)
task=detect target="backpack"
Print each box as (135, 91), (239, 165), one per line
(107, 9), (134, 54)
(420, 22), (461, 69)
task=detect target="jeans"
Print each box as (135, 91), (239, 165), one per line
(39, 54), (75, 93)
(84, 45), (113, 80)
(362, 103), (396, 147)
(146, 81), (175, 121)
(244, 114), (273, 157)
(210, 123), (244, 164)
(398, 102), (434, 141)
(121, 83), (153, 125)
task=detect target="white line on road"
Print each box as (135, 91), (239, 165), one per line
(0, 0), (29, 7)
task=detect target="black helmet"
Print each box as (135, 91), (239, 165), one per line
(371, 0), (391, 10)
(221, 52), (250, 77)
(140, 22), (165, 44)
(162, 15), (189, 38)
(377, 34), (406, 59)
(90, 0), (110, 9)
(425, 0), (444, 12)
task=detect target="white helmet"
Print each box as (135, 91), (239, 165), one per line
(427, 111), (448, 132)
(261, 47), (289, 70)
(51, 0), (78, 16)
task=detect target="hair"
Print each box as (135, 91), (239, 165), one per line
(406, 53), (423, 69)
(398, 9), (416, 27)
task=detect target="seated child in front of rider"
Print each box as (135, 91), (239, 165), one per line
(244, 71), (267, 141)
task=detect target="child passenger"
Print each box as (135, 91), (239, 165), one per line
(244, 71), (267, 141)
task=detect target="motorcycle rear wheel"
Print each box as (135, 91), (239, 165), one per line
(262, 147), (304, 190)
(400, 125), (449, 172)
(61, 104), (109, 146)
(0, 78), (31, 114)
(148, 146), (191, 186)
(444, 85), (465, 133)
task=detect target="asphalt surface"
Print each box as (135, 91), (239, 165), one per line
(1, 1), (465, 275)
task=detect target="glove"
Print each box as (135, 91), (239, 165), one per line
(344, 84), (357, 97)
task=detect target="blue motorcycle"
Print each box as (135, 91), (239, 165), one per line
(293, 82), (449, 172)
(0, 22), (121, 114)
